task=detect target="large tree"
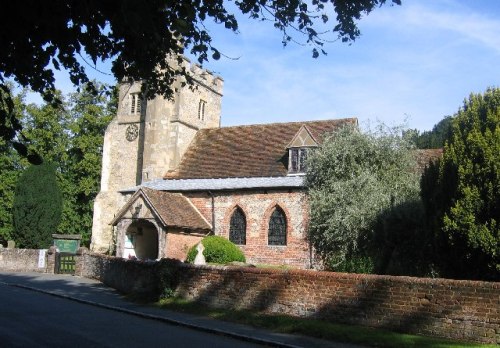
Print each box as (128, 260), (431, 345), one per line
(59, 83), (115, 244)
(421, 88), (500, 280)
(0, 0), (400, 160)
(0, 139), (20, 244)
(306, 124), (420, 272)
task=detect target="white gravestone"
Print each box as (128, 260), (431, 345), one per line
(38, 249), (47, 268)
(193, 242), (206, 265)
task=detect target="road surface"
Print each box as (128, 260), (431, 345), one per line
(0, 282), (264, 348)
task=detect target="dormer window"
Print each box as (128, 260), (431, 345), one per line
(287, 125), (318, 175)
(289, 147), (309, 174)
(130, 93), (141, 115)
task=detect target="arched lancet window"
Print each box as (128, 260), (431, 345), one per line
(268, 207), (287, 246)
(229, 207), (246, 245)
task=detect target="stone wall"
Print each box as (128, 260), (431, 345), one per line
(185, 189), (311, 268)
(0, 248), (52, 273)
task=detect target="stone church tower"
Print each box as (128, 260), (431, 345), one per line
(91, 58), (223, 253)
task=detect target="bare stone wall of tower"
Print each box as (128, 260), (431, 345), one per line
(91, 59), (223, 253)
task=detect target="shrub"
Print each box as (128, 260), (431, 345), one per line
(186, 236), (245, 264)
(12, 162), (62, 248)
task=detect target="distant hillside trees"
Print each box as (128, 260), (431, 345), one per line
(421, 88), (500, 280)
(405, 116), (452, 149)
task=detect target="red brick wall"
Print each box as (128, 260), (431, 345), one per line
(185, 189), (311, 268)
(81, 253), (160, 296)
(77, 254), (499, 343)
(175, 264), (500, 344)
(165, 232), (204, 261)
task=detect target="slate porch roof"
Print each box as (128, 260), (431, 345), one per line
(164, 118), (357, 179)
(111, 187), (211, 231)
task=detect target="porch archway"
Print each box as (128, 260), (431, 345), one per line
(124, 220), (158, 260)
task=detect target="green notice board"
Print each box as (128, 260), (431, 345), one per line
(52, 234), (81, 253)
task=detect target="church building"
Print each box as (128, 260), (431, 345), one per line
(90, 58), (356, 268)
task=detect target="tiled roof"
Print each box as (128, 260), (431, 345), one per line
(415, 148), (443, 173)
(120, 176), (305, 193)
(164, 118), (357, 179)
(112, 188), (211, 231)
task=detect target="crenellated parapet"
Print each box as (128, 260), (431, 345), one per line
(177, 57), (224, 96)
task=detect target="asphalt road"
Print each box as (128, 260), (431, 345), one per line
(0, 283), (264, 348)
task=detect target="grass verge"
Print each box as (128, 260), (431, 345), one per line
(156, 297), (495, 348)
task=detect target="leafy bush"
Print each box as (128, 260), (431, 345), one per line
(186, 236), (245, 264)
(331, 252), (375, 274)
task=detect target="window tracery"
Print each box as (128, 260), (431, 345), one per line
(229, 207), (246, 245)
(268, 207), (287, 246)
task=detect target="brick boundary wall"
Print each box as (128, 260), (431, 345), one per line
(79, 253), (160, 297)
(2, 251), (498, 343)
(173, 264), (499, 344)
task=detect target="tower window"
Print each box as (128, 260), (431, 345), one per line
(198, 99), (206, 120)
(289, 148), (309, 174)
(130, 93), (141, 115)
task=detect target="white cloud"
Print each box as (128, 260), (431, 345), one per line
(404, 3), (500, 54)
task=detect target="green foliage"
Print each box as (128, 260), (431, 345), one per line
(374, 199), (437, 277)
(0, 1), (400, 159)
(186, 236), (246, 264)
(405, 116), (453, 149)
(0, 86), (26, 244)
(58, 82), (115, 245)
(330, 252), (375, 274)
(306, 123), (421, 273)
(21, 91), (71, 165)
(12, 162), (62, 248)
(422, 88), (500, 280)
(0, 83), (113, 248)
(0, 140), (20, 244)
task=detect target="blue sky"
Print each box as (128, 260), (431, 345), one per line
(46, 0), (500, 131)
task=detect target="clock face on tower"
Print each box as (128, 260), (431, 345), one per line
(125, 124), (139, 141)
